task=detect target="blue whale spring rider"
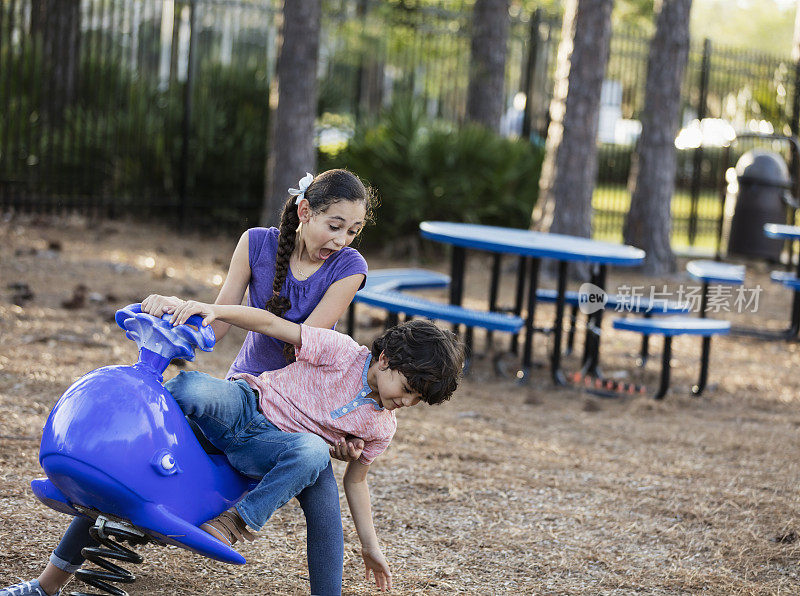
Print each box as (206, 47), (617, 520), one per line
(30, 304), (257, 594)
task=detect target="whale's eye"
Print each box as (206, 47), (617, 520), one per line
(151, 449), (181, 476)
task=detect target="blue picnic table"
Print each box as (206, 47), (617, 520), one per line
(419, 221), (645, 384)
(764, 223), (800, 338)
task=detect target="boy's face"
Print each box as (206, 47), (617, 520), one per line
(371, 352), (422, 411)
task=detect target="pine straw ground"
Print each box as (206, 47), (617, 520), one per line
(1, 215), (800, 595)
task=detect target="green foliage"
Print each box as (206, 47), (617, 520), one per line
(596, 144), (634, 186)
(518, 0), (654, 33)
(1, 49), (269, 224)
(188, 63), (270, 225)
(0, 37), (48, 182)
(320, 100), (545, 245)
(597, 142), (727, 192)
(691, 0), (794, 58)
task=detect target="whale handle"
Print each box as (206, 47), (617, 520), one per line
(115, 304), (216, 363)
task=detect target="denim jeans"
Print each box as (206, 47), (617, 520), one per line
(51, 470), (344, 595)
(50, 371), (344, 595)
(164, 371), (332, 531)
(50, 516), (97, 573)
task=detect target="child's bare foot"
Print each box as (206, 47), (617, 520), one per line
(200, 509), (255, 546)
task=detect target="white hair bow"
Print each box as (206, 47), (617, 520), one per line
(288, 172), (315, 204)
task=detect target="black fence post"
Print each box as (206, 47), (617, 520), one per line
(178, 0), (196, 228)
(689, 38), (711, 246)
(353, 0), (369, 123)
(0, 1), (7, 213)
(520, 8), (541, 142)
(790, 53), (800, 225)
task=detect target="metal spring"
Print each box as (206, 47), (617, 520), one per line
(69, 517), (147, 596)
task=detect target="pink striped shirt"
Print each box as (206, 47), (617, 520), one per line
(233, 325), (396, 465)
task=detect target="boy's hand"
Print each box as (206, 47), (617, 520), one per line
(362, 546), (392, 592)
(142, 294), (184, 316)
(330, 436), (365, 462)
(169, 300), (217, 327)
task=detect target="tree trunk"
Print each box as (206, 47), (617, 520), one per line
(793, 0), (800, 62)
(789, 0), (800, 195)
(170, 2), (182, 84)
(532, 0), (613, 241)
(261, 0), (321, 226)
(624, 0), (692, 275)
(30, 0), (81, 122)
(466, 0), (510, 132)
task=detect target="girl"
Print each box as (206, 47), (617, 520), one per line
(4, 169), (374, 596)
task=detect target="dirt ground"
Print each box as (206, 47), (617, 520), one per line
(1, 214), (800, 595)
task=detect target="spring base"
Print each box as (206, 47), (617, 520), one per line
(69, 516), (149, 596)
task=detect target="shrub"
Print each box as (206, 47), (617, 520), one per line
(320, 100), (545, 247)
(1, 48), (269, 226)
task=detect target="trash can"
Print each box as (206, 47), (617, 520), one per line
(728, 150), (793, 260)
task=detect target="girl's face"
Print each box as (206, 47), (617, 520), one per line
(298, 199), (367, 262)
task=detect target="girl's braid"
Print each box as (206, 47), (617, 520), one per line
(265, 169), (375, 362)
(265, 197), (300, 317)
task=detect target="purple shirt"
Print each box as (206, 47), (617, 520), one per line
(226, 227), (367, 378)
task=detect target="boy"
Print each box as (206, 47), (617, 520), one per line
(164, 299), (465, 592)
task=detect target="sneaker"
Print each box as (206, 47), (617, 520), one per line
(0, 580), (58, 596)
(200, 509), (255, 546)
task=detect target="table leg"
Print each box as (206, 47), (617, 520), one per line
(449, 246), (466, 334)
(510, 255), (527, 355)
(790, 292), (800, 337)
(486, 253), (502, 351)
(793, 252), (800, 337)
(653, 336), (673, 400)
(518, 257), (540, 383)
(347, 303), (356, 338)
(692, 336), (711, 395)
(549, 260), (568, 386)
(581, 264), (607, 377)
(637, 312), (652, 367)
(464, 326), (474, 372)
(699, 281), (709, 318)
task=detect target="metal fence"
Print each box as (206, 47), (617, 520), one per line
(1, 0), (798, 246)
(0, 0), (278, 227)
(521, 16), (799, 250)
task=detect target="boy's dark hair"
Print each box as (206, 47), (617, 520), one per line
(371, 320), (465, 405)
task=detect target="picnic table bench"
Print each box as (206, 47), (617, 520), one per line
(534, 288), (689, 365)
(602, 260), (738, 399)
(770, 270), (800, 289)
(346, 268), (450, 336)
(354, 289), (524, 333)
(764, 224), (800, 338)
(612, 317), (731, 399)
(348, 268), (524, 369)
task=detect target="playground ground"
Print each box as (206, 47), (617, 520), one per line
(1, 215), (799, 595)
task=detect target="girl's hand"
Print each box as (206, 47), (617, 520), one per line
(362, 546), (392, 592)
(169, 300), (217, 327)
(142, 294), (184, 316)
(330, 436), (365, 462)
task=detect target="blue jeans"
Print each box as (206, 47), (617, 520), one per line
(50, 371), (345, 595)
(165, 372), (331, 531)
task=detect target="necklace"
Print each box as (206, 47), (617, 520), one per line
(292, 254), (314, 280)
